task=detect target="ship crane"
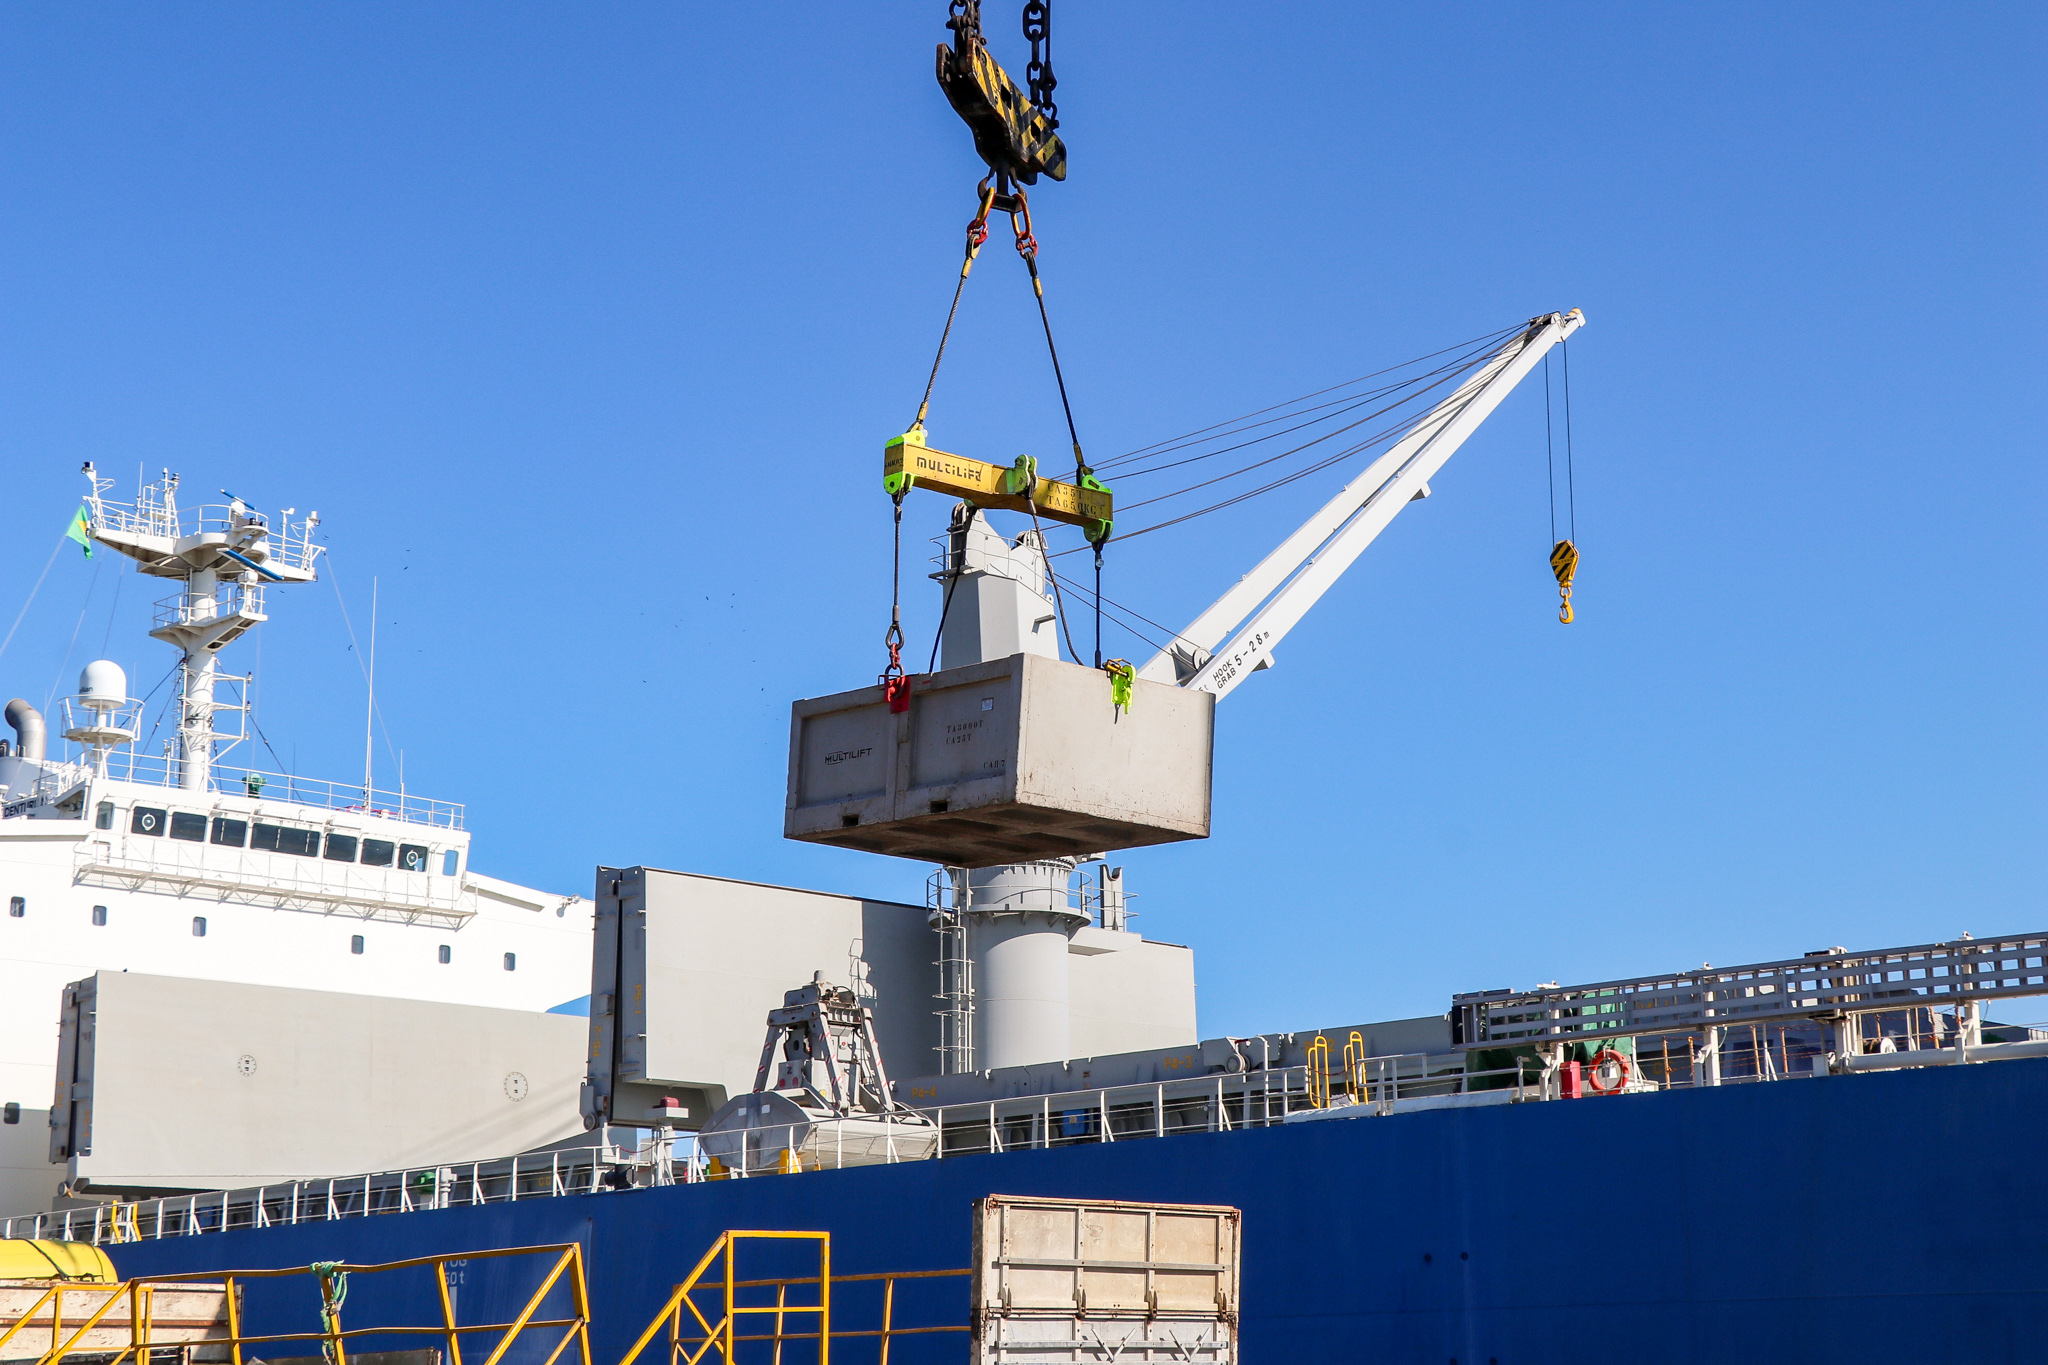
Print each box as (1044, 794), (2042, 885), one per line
(1141, 309), (1585, 700)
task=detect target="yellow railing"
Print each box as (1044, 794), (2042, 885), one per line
(1305, 1035), (1332, 1109)
(0, 1280), (161, 1365)
(616, 1234), (971, 1365)
(1342, 1030), (1368, 1098)
(5, 1233), (965, 1365)
(129, 1242), (592, 1365)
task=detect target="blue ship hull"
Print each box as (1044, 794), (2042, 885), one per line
(106, 1058), (2048, 1364)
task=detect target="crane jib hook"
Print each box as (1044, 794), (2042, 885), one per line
(1550, 539), (1578, 624)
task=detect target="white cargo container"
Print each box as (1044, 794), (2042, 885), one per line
(971, 1193), (1240, 1364)
(785, 653), (1214, 868)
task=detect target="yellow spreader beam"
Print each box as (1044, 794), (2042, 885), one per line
(885, 429), (1112, 541)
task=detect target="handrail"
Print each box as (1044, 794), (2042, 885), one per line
(618, 1235), (970, 1365)
(122, 1244), (592, 1365)
(618, 1231), (832, 1365)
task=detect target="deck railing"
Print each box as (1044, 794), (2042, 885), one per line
(14, 1022), (2046, 1247)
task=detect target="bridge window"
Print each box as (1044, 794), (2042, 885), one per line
(442, 849), (460, 876)
(192, 916), (207, 937)
(91, 906), (107, 926)
(360, 839), (395, 868)
(95, 801), (114, 830)
(351, 935), (365, 955)
(211, 817), (248, 848)
(1, 1104), (16, 1125)
(398, 843), (429, 872)
(131, 806), (165, 836)
(169, 812), (207, 842)
(503, 952), (517, 972)
(323, 834), (359, 862)
(438, 945), (452, 964)
(252, 823), (319, 857)
(7, 898), (21, 918)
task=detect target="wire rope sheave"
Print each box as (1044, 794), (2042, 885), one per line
(884, 429), (1111, 537)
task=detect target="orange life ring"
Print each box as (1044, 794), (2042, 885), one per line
(1585, 1047), (1631, 1095)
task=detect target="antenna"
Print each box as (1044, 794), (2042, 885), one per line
(363, 577), (377, 800)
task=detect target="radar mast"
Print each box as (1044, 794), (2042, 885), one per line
(80, 464), (322, 792)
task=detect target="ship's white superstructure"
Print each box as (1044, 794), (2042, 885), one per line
(0, 469), (591, 1212)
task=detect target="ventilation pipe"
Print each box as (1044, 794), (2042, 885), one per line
(965, 859), (1088, 1071)
(4, 700), (45, 761)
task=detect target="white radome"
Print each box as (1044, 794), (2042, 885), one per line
(78, 660), (127, 707)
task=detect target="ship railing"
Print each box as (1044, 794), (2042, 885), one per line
(96, 751), (465, 829)
(73, 839), (471, 926)
(150, 580), (264, 632)
(88, 495), (322, 576)
(0, 1145), (634, 1246)
(914, 1053), (1568, 1156)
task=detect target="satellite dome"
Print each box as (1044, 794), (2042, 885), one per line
(79, 660), (128, 704)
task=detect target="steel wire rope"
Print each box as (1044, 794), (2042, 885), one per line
(1095, 335), (1518, 523)
(135, 656), (185, 754)
(1105, 369), (1483, 487)
(0, 529), (69, 670)
(1046, 413), (1443, 556)
(1053, 327), (1546, 551)
(1544, 352), (1558, 545)
(1109, 364), (1485, 513)
(927, 566), (961, 675)
(1118, 393), (1469, 519)
(44, 556), (104, 718)
(1562, 337), (1578, 542)
(1098, 334), (1521, 481)
(1024, 502), (1084, 664)
(1039, 571), (1174, 658)
(1089, 323), (1525, 472)
(1052, 573), (1205, 658)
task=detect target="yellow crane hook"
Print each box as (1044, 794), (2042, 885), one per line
(1550, 540), (1578, 624)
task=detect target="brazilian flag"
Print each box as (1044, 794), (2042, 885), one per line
(65, 505), (93, 558)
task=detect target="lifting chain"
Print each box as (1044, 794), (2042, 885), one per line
(945, 0), (981, 46)
(1022, 0), (1057, 128)
(881, 492), (913, 711)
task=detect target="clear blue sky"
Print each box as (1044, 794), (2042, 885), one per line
(2, 5), (2042, 1036)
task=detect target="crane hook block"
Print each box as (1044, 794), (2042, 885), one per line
(885, 431), (1111, 532)
(936, 35), (1067, 185)
(1550, 539), (1578, 625)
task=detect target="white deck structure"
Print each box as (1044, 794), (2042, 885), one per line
(0, 470), (591, 1213)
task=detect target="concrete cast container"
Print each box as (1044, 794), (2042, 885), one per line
(785, 652), (1214, 867)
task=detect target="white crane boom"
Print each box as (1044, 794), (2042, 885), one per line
(1136, 309), (1584, 700)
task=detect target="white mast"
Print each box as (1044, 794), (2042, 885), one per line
(81, 465), (321, 793)
(364, 578), (377, 800)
